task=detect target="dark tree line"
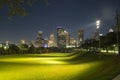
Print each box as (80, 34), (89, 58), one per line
(0, 43), (73, 55)
(82, 32), (119, 53)
(115, 11), (120, 55)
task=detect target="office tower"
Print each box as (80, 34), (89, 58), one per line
(35, 31), (44, 47)
(65, 31), (70, 47)
(69, 37), (76, 47)
(93, 29), (99, 40)
(57, 27), (67, 47)
(48, 33), (56, 47)
(78, 29), (84, 47)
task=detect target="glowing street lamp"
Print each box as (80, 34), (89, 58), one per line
(96, 20), (100, 26)
(96, 20), (101, 52)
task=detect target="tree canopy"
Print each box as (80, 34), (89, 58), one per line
(0, 0), (48, 16)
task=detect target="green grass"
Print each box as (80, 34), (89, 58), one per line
(0, 53), (120, 80)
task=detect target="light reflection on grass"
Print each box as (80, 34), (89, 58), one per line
(0, 53), (103, 80)
(0, 53), (78, 65)
(0, 61), (101, 80)
(0, 57), (67, 64)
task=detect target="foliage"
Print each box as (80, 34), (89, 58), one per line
(82, 32), (118, 53)
(0, 0), (48, 16)
(82, 39), (98, 51)
(0, 43), (74, 55)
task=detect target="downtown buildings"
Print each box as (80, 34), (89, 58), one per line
(35, 31), (45, 47)
(57, 27), (83, 48)
(33, 27), (84, 48)
(57, 27), (68, 48)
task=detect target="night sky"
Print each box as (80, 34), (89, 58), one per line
(0, 0), (120, 44)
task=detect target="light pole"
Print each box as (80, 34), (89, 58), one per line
(96, 20), (101, 53)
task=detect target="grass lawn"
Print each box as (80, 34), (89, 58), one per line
(0, 52), (120, 80)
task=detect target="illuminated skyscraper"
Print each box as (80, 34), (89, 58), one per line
(65, 31), (70, 47)
(35, 31), (44, 47)
(70, 37), (77, 47)
(57, 27), (67, 47)
(43, 38), (48, 48)
(78, 29), (84, 47)
(48, 33), (56, 47)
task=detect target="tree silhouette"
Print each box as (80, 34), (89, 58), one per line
(115, 11), (120, 55)
(0, 0), (48, 16)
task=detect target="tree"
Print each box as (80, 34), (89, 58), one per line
(28, 44), (36, 54)
(115, 11), (120, 55)
(82, 39), (98, 51)
(0, 0), (48, 16)
(100, 32), (117, 53)
(8, 44), (19, 54)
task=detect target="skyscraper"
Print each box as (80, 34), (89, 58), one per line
(93, 29), (99, 40)
(70, 37), (77, 47)
(57, 27), (67, 47)
(78, 29), (84, 47)
(65, 31), (70, 47)
(48, 33), (56, 47)
(35, 31), (44, 47)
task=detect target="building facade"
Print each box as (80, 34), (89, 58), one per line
(93, 29), (99, 40)
(48, 33), (56, 47)
(57, 27), (67, 47)
(35, 31), (44, 47)
(78, 29), (84, 47)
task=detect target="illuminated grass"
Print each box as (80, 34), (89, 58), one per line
(0, 53), (77, 64)
(0, 53), (120, 80)
(0, 61), (101, 80)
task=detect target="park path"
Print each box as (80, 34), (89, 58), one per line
(113, 74), (120, 80)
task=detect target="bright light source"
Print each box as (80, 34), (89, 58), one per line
(64, 30), (67, 33)
(96, 20), (100, 26)
(100, 34), (103, 36)
(109, 28), (114, 32)
(4, 46), (8, 50)
(21, 40), (25, 44)
(97, 26), (99, 29)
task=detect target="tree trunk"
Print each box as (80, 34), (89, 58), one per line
(118, 45), (120, 55)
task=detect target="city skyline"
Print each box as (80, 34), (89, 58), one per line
(0, 0), (120, 44)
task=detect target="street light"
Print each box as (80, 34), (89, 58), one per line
(96, 20), (101, 53)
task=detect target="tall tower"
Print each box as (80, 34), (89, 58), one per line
(48, 33), (56, 47)
(65, 31), (70, 47)
(35, 31), (43, 47)
(78, 28), (84, 47)
(93, 29), (99, 40)
(57, 27), (66, 47)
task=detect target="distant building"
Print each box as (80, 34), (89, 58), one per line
(115, 11), (120, 32)
(65, 31), (70, 47)
(43, 38), (48, 48)
(57, 27), (67, 47)
(93, 29), (99, 40)
(69, 37), (77, 48)
(109, 28), (114, 33)
(35, 31), (44, 47)
(48, 33), (56, 47)
(78, 29), (84, 47)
